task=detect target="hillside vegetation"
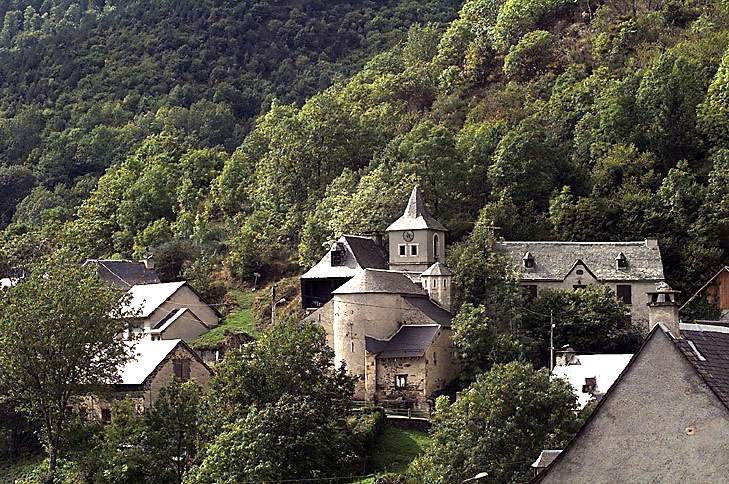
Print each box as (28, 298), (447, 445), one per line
(2, 0), (729, 298)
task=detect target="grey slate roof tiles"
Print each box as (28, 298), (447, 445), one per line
(386, 185), (447, 232)
(421, 261), (453, 277)
(496, 240), (664, 282)
(676, 323), (729, 408)
(332, 269), (428, 296)
(403, 295), (453, 327)
(301, 235), (387, 279)
(85, 259), (160, 288)
(342, 235), (388, 270)
(366, 324), (441, 358)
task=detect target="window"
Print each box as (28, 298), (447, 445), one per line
(101, 408), (112, 424)
(330, 243), (345, 266)
(523, 252), (534, 268)
(351, 341), (355, 353)
(410, 244), (418, 256)
(616, 252), (628, 269)
(173, 359), (191, 381)
(434, 234), (440, 260)
(399, 244), (407, 257)
(395, 374), (408, 388)
(616, 284), (632, 304)
(573, 284), (587, 290)
(576, 269), (584, 275)
(523, 285), (538, 302)
(433, 352), (437, 366)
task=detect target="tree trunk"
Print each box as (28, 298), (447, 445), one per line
(46, 443), (57, 484)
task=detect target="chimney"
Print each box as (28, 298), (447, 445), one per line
(645, 238), (659, 249)
(555, 345), (576, 366)
(142, 253), (155, 270)
(647, 282), (681, 336)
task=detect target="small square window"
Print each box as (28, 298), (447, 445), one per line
(173, 360), (191, 381)
(399, 244), (406, 257)
(101, 408), (112, 424)
(395, 374), (408, 388)
(410, 244), (418, 256)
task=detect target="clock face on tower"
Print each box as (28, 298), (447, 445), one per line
(403, 230), (414, 242)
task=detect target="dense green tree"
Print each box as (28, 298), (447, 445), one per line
(452, 303), (525, 381)
(522, 285), (640, 359)
(0, 256), (129, 481)
(503, 30), (555, 81)
(698, 46), (729, 148)
(411, 362), (581, 483)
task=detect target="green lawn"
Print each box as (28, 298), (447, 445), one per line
(355, 423), (430, 482)
(190, 290), (258, 349)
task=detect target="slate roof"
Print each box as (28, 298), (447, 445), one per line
(301, 235), (387, 279)
(403, 296), (453, 327)
(496, 240), (664, 282)
(386, 186), (447, 232)
(121, 281), (188, 318)
(332, 269), (427, 296)
(84, 259), (160, 288)
(365, 324), (441, 358)
(421, 262), (453, 277)
(676, 322), (729, 408)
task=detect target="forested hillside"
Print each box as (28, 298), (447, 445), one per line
(3, 0), (729, 298)
(0, 0), (459, 228)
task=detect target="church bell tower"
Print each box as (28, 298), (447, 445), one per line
(386, 186), (447, 273)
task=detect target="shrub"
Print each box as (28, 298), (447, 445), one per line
(503, 30), (555, 81)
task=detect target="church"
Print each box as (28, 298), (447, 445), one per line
(302, 186), (458, 409)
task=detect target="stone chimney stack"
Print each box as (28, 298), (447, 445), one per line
(555, 346), (576, 367)
(142, 253), (155, 270)
(421, 262), (453, 313)
(647, 282), (681, 336)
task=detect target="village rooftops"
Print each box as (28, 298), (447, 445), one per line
(365, 324), (441, 358)
(118, 339), (181, 385)
(332, 269), (428, 296)
(301, 235), (387, 280)
(676, 322), (729, 407)
(84, 258), (160, 288)
(386, 185), (447, 232)
(552, 354), (633, 408)
(496, 239), (664, 282)
(120, 280), (188, 318)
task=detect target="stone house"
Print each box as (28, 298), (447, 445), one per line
(304, 186), (457, 409)
(300, 235), (387, 309)
(83, 257), (160, 289)
(681, 266), (729, 320)
(496, 240), (665, 330)
(82, 339), (213, 423)
(532, 287), (729, 483)
(120, 281), (220, 342)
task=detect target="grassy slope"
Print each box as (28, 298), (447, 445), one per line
(356, 423), (430, 482)
(190, 289), (258, 348)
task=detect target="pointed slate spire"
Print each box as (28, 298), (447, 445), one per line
(386, 185), (447, 232)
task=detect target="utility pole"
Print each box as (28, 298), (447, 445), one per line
(271, 283), (277, 326)
(549, 309), (555, 371)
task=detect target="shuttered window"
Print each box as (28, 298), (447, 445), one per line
(616, 284), (632, 305)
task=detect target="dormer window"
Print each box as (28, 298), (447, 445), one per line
(523, 252), (535, 269)
(331, 242), (346, 266)
(615, 252), (628, 270)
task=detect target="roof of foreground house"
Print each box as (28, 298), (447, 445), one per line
(386, 185), (447, 232)
(332, 269), (427, 296)
(301, 235), (388, 279)
(84, 259), (160, 288)
(496, 240), (664, 282)
(552, 354), (633, 408)
(675, 322), (729, 407)
(365, 324), (441, 358)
